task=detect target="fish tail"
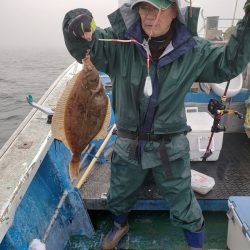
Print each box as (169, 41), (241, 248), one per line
(69, 154), (80, 181)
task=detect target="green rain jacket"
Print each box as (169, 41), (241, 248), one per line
(63, 5), (250, 135)
(63, 5), (250, 169)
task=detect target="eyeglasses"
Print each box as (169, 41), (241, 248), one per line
(138, 5), (159, 16)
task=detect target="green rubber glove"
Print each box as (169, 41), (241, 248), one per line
(68, 9), (96, 41)
(244, 0), (250, 15)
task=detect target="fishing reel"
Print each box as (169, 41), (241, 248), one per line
(208, 98), (244, 133)
(208, 99), (225, 116)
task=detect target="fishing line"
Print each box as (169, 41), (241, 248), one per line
(99, 38), (153, 97)
(148, 7), (163, 40)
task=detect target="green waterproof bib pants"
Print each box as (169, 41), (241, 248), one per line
(107, 134), (204, 232)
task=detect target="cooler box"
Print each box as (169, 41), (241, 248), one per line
(227, 196), (250, 250)
(185, 107), (224, 161)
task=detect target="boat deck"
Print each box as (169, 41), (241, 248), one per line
(80, 133), (250, 211)
(66, 210), (228, 250)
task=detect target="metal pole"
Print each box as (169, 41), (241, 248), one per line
(42, 191), (68, 243)
(76, 124), (116, 189)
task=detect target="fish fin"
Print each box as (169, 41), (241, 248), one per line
(95, 97), (111, 139)
(51, 74), (78, 148)
(69, 154), (80, 181)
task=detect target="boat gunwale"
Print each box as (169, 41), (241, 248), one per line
(0, 61), (80, 242)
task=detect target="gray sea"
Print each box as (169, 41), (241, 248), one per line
(0, 48), (74, 149)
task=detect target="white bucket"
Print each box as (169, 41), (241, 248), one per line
(210, 74), (243, 98)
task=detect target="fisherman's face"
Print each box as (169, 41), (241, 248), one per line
(138, 3), (178, 37)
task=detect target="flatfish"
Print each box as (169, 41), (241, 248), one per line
(52, 52), (111, 181)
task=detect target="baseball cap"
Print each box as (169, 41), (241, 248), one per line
(130, 0), (175, 9)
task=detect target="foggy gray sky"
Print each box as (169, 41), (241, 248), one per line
(0, 0), (245, 50)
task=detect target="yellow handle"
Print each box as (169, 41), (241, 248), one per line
(76, 124), (116, 189)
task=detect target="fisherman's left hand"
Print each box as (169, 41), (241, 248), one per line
(244, 0), (250, 15)
(68, 9), (96, 41)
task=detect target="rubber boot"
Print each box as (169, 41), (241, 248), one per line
(183, 228), (205, 250)
(102, 214), (129, 250)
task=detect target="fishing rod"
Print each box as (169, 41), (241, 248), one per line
(202, 4), (249, 161)
(202, 80), (243, 161)
(232, 0), (240, 26)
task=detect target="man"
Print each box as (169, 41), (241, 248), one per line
(63, 0), (250, 249)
